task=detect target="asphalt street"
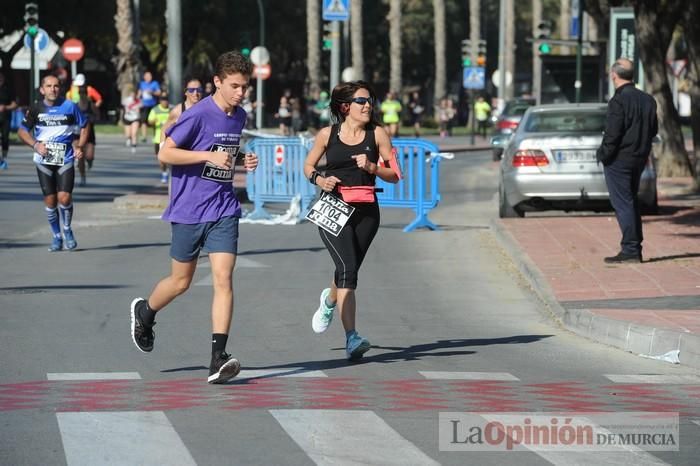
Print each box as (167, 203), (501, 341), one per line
(1, 135), (699, 465)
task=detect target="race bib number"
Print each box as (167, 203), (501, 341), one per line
(305, 192), (355, 237)
(200, 144), (240, 182)
(41, 142), (67, 166)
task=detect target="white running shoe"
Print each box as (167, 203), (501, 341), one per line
(312, 288), (335, 333)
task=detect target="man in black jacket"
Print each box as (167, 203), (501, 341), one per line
(596, 58), (658, 264)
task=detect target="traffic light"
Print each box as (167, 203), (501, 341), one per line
(241, 47), (251, 57)
(476, 39), (487, 66)
(322, 22), (332, 51)
(461, 39), (472, 66)
(537, 20), (552, 54)
(24, 2), (39, 38)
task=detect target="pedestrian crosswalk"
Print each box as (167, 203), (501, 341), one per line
(34, 370), (698, 465)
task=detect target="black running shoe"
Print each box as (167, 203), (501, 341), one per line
(130, 298), (155, 352)
(208, 352), (241, 384)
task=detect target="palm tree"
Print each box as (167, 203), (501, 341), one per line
(433, 0), (446, 102)
(307, 0), (321, 93)
(388, 0), (401, 94)
(351, 0), (364, 81)
(114, 0), (140, 98)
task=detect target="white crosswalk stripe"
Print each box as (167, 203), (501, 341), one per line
(47, 372), (141, 380)
(57, 411), (197, 466)
(270, 409), (440, 465)
(419, 371), (519, 381)
(238, 368), (327, 379)
(604, 374), (700, 384)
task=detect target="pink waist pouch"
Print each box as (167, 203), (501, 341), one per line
(339, 186), (375, 203)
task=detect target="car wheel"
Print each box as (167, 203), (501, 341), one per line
(499, 182), (524, 218)
(492, 148), (503, 161)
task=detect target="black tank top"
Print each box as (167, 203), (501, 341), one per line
(324, 124), (379, 187)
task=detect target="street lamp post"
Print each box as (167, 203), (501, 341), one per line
(255, 0), (265, 130)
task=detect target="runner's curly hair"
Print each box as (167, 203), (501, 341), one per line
(215, 51), (253, 80)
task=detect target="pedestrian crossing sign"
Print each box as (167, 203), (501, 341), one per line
(323, 0), (350, 21)
(463, 66), (485, 90)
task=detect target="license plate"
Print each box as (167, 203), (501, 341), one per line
(553, 149), (596, 163)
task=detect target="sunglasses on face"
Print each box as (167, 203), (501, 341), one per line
(350, 97), (374, 106)
(186, 87), (203, 93)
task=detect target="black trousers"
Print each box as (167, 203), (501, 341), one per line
(319, 202), (380, 290)
(604, 162), (645, 255)
(0, 111), (10, 153)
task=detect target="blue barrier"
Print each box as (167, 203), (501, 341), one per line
(243, 136), (445, 231)
(244, 137), (316, 220)
(376, 138), (443, 232)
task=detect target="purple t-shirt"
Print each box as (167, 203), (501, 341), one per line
(162, 96), (246, 224)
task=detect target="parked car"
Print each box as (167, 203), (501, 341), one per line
(497, 103), (658, 218)
(490, 98), (535, 161)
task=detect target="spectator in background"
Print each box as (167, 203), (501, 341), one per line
(66, 73), (103, 109)
(596, 58), (658, 264)
(407, 91), (424, 137)
(204, 81), (214, 98)
(474, 95), (492, 137)
(138, 71), (161, 142)
(76, 86), (100, 186)
(276, 95), (292, 136)
(437, 97), (456, 138)
(313, 90), (331, 130)
(380, 91), (402, 137)
(121, 86), (142, 150)
(0, 71), (18, 169)
(241, 86), (255, 129)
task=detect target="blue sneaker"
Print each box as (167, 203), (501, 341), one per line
(48, 236), (63, 252)
(160, 172), (168, 184)
(0, 160), (7, 170)
(312, 288), (335, 333)
(64, 229), (77, 250)
(346, 332), (371, 361)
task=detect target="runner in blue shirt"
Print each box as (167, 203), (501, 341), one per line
(138, 70), (161, 143)
(17, 75), (88, 252)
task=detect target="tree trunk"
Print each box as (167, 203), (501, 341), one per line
(633, 0), (692, 177)
(307, 0), (321, 93)
(682, 0), (700, 187)
(433, 0), (446, 102)
(388, 0), (401, 94)
(114, 0), (140, 99)
(351, 0), (364, 81)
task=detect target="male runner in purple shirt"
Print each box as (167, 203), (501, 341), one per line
(129, 51), (258, 384)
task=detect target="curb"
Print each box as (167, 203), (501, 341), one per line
(113, 193), (168, 210)
(489, 218), (700, 370)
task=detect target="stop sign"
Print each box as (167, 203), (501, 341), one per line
(253, 64), (271, 80)
(61, 38), (85, 62)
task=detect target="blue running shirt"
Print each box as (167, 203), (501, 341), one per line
(20, 98), (87, 165)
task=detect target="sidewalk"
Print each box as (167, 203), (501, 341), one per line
(493, 177), (700, 369)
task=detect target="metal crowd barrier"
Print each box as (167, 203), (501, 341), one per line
(243, 136), (446, 231)
(244, 136), (315, 220)
(376, 138), (444, 232)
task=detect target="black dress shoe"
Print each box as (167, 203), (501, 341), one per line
(604, 252), (642, 264)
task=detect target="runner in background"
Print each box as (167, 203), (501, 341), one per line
(303, 80), (401, 361)
(138, 70), (161, 143)
(0, 71), (18, 169)
(121, 86), (141, 151)
(17, 75), (88, 252)
(160, 77), (203, 141)
(75, 86), (100, 186)
(147, 94), (172, 184)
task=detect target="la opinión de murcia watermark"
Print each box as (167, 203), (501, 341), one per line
(439, 412), (679, 452)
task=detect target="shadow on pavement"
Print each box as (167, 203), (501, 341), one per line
(214, 334), (554, 384)
(88, 242), (170, 251)
(0, 284), (128, 295)
(645, 252), (700, 262)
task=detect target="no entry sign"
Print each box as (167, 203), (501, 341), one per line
(61, 38), (85, 62)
